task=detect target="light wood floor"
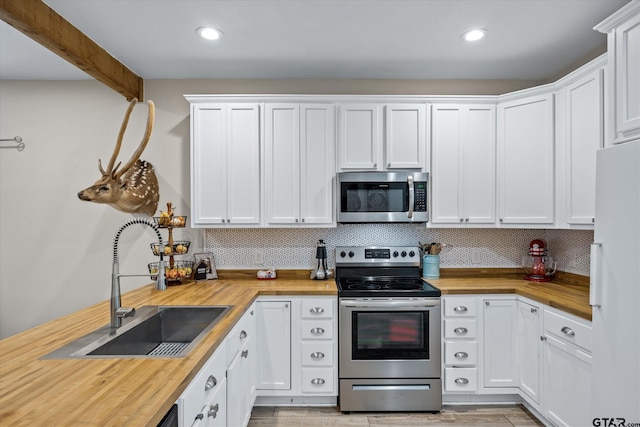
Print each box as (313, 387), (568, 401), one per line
(248, 405), (544, 426)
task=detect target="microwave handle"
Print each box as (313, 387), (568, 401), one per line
(407, 175), (414, 219)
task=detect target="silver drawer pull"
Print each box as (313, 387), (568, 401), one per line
(311, 352), (325, 359)
(531, 307), (537, 313)
(455, 378), (469, 385)
(310, 307), (325, 314)
(311, 378), (325, 385)
(561, 326), (575, 337)
(310, 327), (325, 335)
(204, 375), (217, 391)
(240, 330), (248, 339)
(454, 327), (468, 334)
(454, 352), (468, 359)
(207, 404), (219, 418)
(241, 349), (249, 358)
(453, 306), (468, 313)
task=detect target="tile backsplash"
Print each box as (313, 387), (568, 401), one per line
(204, 225), (593, 276)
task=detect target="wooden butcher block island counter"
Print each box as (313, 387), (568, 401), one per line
(0, 270), (590, 426)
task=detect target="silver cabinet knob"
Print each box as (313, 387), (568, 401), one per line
(204, 375), (217, 391)
(454, 352), (469, 359)
(531, 307), (537, 313)
(453, 306), (468, 313)
(561, 326), (575, 337)
(454, 327), (468, 334)
(465, 218), (469, 222)
(311, 352), (325, 359)
(240, 330), (247, 339)
(208, 404), (219, 418)
(241, 349), (249, 358)
(455, 378), (469, 385)
(311, 378), (325, 385)
(310, 327), (325, 335)
(309, 307), (324, 314)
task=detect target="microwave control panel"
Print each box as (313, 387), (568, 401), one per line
(415, 182), (427, 212)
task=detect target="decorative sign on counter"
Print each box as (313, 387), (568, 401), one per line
(194, 252), (217, 280)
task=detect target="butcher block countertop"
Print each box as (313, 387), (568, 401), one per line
(0, 270), (590, 426)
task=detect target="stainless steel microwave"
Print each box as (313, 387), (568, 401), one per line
(337, 171), (428, 223)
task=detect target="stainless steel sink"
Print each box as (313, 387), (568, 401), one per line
(43, 305), (232, 359)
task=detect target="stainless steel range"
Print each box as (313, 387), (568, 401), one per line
(336, 246), (442, 413)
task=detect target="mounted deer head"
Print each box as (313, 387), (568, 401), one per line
(78, 99), (159, 216)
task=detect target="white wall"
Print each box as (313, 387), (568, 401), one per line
(0, 77), (588, 339)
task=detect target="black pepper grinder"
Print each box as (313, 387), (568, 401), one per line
(314, 239), (328, 280)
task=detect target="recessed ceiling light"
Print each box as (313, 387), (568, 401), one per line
(196, 27), (223, 41)
(462, 29), (487, 42)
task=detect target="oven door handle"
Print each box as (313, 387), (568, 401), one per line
(340, 299), (440, 308)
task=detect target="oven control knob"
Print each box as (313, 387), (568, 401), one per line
(348, 251), (355, 258)
(409, 250), (415, 257)
(393, 251), (399, 257)
(401, 251), (407, 257)
(340, 251), (346, 258)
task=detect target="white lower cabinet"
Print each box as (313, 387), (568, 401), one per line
(180, 341), (228, 427)
(481, 298), (518, 389)
(517, 299), (543, 407)
(543, 307), (592, 427)
(442, 294), (592, 427)
(256, 296), (338, 404)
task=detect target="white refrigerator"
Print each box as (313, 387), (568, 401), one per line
(591, 139), (640, 421)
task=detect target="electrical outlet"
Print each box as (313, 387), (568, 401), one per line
(566, 252), (577, 268)
(471, 249), (482, 264)
(254, 250), (264, 265)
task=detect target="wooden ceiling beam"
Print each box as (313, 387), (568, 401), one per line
(0, 0), (143, 100)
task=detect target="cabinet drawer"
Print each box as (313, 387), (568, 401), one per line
(301, 298), (335, 319)
(301, 342), (334, 367)
(444, 341), (477, 366)
(181, 341), (227, 427)
(301, 368), (336, 394)
(444, 367), (477, 392)
(444, 319), (477, 339)
(544, 308), (592, 351)
(443, 297), (477, 317)
(300, 320), (334, 340)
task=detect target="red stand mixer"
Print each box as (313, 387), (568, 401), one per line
(522, 239), (557, 282)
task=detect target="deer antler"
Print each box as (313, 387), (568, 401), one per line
(99, 98), (138, 176)
(114, 100), (155, 181)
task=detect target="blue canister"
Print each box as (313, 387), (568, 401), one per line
(423, 254), (440, 279)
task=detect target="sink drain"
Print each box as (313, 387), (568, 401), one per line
(148, 342), (189, 356)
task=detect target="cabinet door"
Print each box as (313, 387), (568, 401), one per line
(565, 70), (603, 225)
(497, 93), (555, 224)
(191, 378), (227, 427)
(614, 12), (640, 140)
(191, 104), (227, 226)
(227, 104), (261, 225)
(464, 106), (496, 223)
(300, 104), (335, 224)
(544, 334), (592, 427)
(226, 348), (249, 427)
(256, 301), (291, 390)
(482, 299), (518, 388)
(338, 104), (382, 170)
(265, 103), (300, 224)
(385, 104), (425, 169)
(518, 300), (542, 405)
(431, 105), (464, 223)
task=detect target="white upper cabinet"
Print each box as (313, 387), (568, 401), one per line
(557, 64), (604, 227)
(265, 103), (335, 226)
(431, 104), (496, 225)
(338, 104), (382, 170)
(338, 103), (425, 171)
(189, 102), (261, 227)
(596, 2), (640, 144)
(385, 104), (426, 169)
(497, 93), (555, 225)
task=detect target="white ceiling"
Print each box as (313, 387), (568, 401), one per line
(0, 0), (631, 81)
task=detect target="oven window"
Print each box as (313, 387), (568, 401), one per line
(351, 311), (428, 359)
(341, 182), (408, 213)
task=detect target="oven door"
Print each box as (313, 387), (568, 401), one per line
(339, 298), (441, 379)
